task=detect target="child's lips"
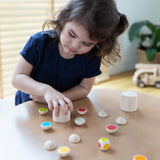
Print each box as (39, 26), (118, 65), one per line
(68, 47), (76, 53)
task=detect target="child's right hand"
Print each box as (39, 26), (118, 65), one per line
(12, 56), (73, 116)
(43, 87), (73, 117)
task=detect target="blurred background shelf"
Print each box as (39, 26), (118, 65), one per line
(93, 70), (160, 97)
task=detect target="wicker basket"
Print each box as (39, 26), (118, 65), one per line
(137, 48), (160, 64)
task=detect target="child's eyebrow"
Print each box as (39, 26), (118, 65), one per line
(70, 29), (96, 45)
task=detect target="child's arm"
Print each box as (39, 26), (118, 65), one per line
(30, 77), (94, 106)
(62, 77), (95, 101)
(12, 57), (73, 116)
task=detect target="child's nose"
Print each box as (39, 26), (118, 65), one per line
(71, 39), (81, 49)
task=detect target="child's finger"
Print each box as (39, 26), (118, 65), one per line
(47, 100), (53, 110)
(53, 100), (59, 117)
(58, 99), (68, 115)
(64, 97), (73, 112)
(44, 95), (53, 110)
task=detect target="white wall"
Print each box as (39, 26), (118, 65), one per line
(110, 0), (160, 75)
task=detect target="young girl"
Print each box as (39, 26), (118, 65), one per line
(12, 0), (128, 116)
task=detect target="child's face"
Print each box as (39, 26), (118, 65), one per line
(59, 21), (97, 58)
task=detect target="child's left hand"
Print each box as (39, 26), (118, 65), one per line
(30, 95), (46, 103)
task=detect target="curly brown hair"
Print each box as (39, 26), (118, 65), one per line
(43, 0), (129, 65)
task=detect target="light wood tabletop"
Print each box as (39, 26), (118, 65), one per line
(0, 89), (159, 160)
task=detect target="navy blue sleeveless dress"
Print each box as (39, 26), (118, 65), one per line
(15, 31), (101, 105)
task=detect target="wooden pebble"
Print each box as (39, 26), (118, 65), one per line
(69, 134), (80, 143)
(75, 118), (85, 126)
(44, 140), (56, 151)
(106, 124), (118, 134)
(77, 108), (87, 115)
(57, 146), (70, 158)
(133, 155), (148, 160)
(98, 110), (108, 118)
(116, 117), (127, 125)
(41, 122), (52, 130)
(38, 107), (48, 115)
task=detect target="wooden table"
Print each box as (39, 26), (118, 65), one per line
(0, 89), (159, 160)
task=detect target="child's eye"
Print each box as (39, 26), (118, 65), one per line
(69, 32), (76, 38)
(83, 42), (92, 47)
